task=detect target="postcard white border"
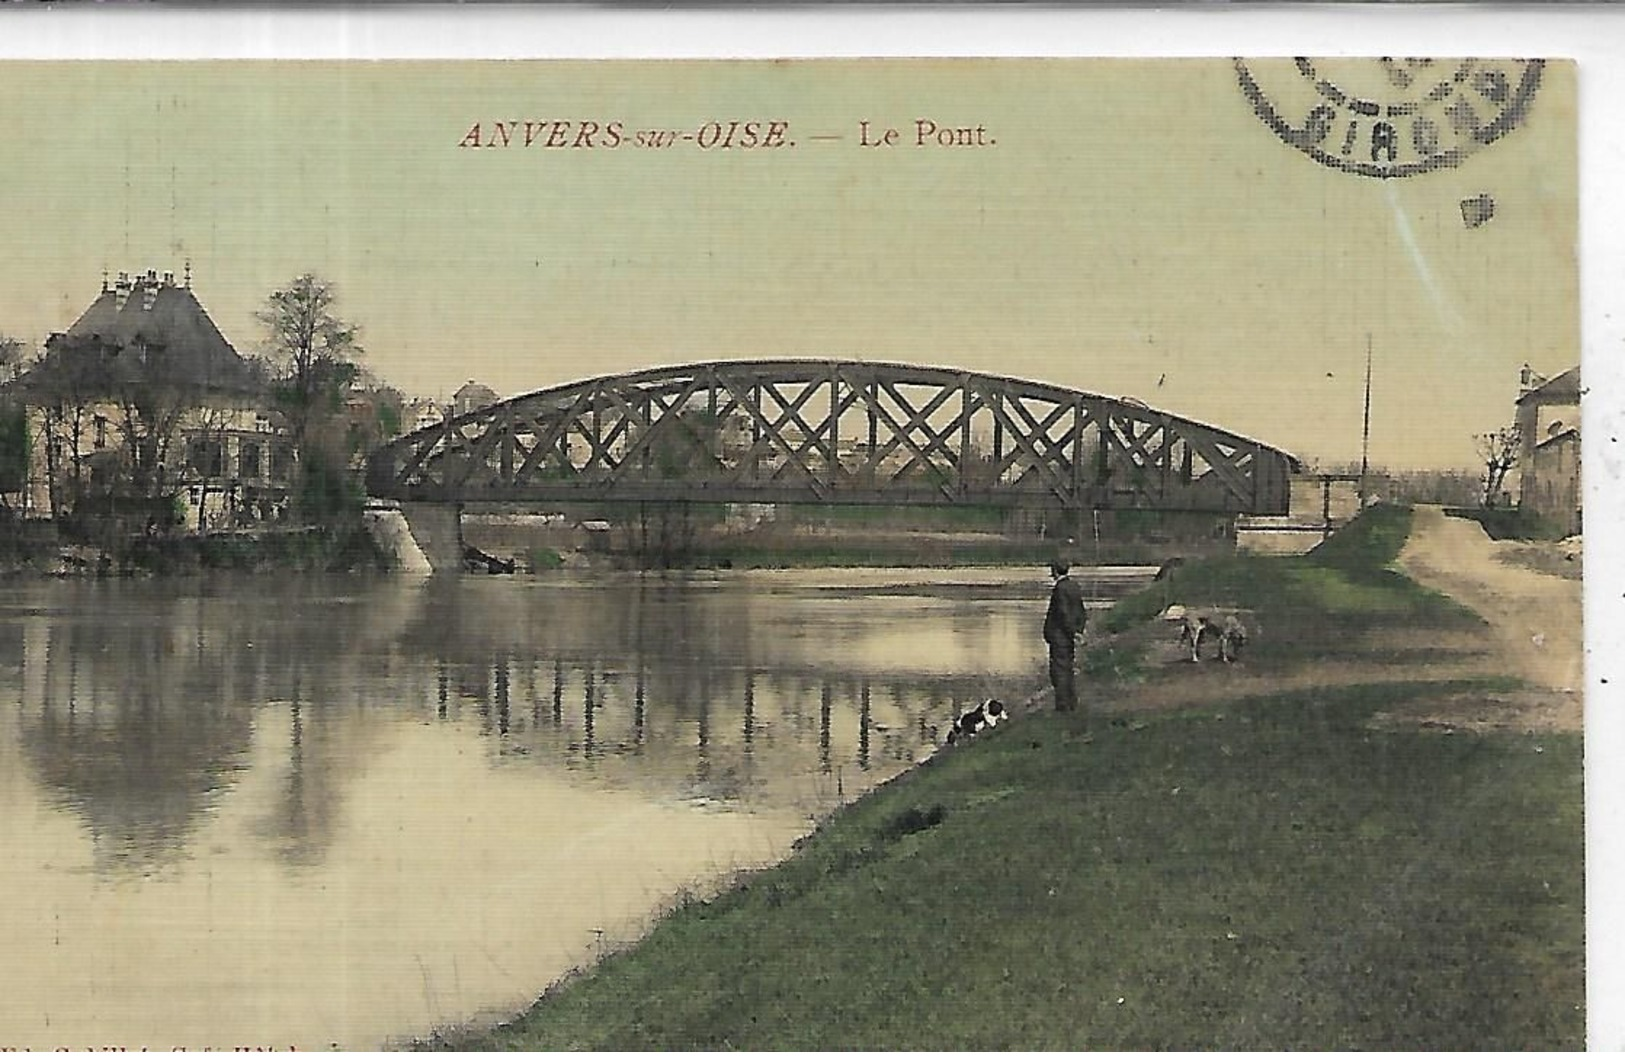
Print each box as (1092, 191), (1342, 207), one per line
(1, 3), (1618, 1046)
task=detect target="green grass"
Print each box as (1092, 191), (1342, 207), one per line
(425, 504), (1584, 1051)
(438, 683), (1581, 1051)
(791, 503), (1011, 531)
(1081, 641), (1151, 683)
(1102, 506), (1476, 662)
(1309, 501), (1415, 568)
(527, 546), (566, 571)
(1444, 505), (1571, 542)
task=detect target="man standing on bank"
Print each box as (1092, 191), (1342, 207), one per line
(1044, 560), (1089, 712)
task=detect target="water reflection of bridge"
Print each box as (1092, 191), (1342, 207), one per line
(1, 574), (1031, 872)
(431, 652), (985, 781)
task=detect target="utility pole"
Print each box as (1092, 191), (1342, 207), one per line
(1359, 333), (1373, 509)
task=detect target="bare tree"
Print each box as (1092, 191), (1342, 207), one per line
(110, 355), (191, 499)
(1474, 424), (1521, 508)
(256, 274), (363, 468)
(185, 405), (238, 533)
(23, 343), (98, 519)
(22, 332), (206, 520)
(0, 336), (29, 516)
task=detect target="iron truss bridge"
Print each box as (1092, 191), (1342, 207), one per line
(365, 360), (1301, 513)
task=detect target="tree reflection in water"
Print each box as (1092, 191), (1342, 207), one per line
(3, 566), (1141, 873)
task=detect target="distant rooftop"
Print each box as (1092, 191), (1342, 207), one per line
(454, 380), (500, 401)
(1516, 365), (1580, 406)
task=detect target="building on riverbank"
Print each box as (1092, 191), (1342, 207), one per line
(1514, 365), (1580, 536)
(9, 269), (296, 533)
(406, 397), (447, 433)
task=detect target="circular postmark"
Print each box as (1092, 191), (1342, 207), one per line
(1235, 58), (1544, 178)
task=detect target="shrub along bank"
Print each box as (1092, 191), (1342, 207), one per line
(2, 523), (389, 577)
(425, 505), (1583, 1051)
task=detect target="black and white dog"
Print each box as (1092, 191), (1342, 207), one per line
(945, 698), (1007, 745)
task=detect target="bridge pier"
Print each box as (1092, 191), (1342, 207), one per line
(382, 501), (465, 572)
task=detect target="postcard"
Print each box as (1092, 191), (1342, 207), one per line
(0, 45), (1589, 1051)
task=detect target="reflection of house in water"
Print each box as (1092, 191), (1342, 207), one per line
(1515, 365), (1580, 535)
(2, 584), (401, 873)
(8, 611), (257, 872)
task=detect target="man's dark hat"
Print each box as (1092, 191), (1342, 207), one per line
(1050, 560), (1069, 576)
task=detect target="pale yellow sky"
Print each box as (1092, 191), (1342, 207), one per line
(0, 59), (1576, 470)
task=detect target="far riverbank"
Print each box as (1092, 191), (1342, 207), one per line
(0, 522), (390, 578)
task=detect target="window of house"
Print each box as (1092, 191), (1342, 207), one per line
(93, 415), (107, 450)
(270, 443), (295, 482)
(188, 437), (225, 478)
(239, 440), (263, 481)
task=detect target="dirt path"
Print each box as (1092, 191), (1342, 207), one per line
(1395, 505), (1583, 730)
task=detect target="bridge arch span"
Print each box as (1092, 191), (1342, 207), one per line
(365, 359), (1300, 513)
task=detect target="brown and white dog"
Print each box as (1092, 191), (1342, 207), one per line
(1160, 605), (1249, 663)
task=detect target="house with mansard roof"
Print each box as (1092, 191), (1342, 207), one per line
(37, 268), (263, 398)
(11, 269), (297, 531)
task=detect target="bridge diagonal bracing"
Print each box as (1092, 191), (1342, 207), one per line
(366, 360), (1300, 513)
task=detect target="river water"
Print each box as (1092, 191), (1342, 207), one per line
(0, 565), (1149, 1050)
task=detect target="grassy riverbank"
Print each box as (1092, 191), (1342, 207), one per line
(425, 506), (1584, 1051)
